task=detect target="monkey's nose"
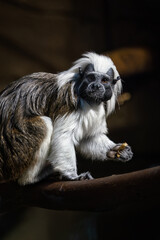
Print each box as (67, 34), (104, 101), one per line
(91, 83), (101, 91)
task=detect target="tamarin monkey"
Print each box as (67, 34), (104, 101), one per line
(0, 52), (133, 185)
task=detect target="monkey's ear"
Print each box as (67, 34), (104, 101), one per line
(106, 67), (114, 80)
(83, 63), (95, 76)
(113, 76), (121, 85)
(79, 67), (83, 77)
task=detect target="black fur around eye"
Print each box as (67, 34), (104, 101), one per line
(87, 74), (95, 82)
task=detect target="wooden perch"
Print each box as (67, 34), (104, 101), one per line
(1, 165), (160, 214)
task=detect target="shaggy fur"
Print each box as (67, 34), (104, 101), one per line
(0, 52), (133, 185)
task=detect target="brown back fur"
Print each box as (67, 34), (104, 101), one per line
(0, 72), (76, 181)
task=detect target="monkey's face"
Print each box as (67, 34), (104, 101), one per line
(76, 63), (120, 105)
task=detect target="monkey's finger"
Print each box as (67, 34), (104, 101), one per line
(112, 143), (128, 152)
(107, 150), (117, 159)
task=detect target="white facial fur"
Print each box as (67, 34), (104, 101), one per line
(57, 52), (122, 115)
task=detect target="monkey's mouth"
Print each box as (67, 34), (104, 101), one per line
(85, 88), (113, 104)
(85, 83), (104, 102)
(78, 82), (113, 105)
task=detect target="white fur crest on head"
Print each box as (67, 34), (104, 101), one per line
(57, 52), (122, 115)
(73, 52), (118, 75)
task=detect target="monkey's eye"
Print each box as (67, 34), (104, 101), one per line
(101, 77), (108, 84)
(87, 74), (95, 82)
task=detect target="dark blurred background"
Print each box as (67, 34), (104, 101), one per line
(0, 0), (160, 239)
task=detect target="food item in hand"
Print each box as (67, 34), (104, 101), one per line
(116, 143), (128, 158)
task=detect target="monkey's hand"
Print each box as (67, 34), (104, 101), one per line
(107, 143), (133, 162)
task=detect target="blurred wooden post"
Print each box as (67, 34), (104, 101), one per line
(106, 47), (153, 76)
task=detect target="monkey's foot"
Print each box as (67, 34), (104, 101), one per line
(53, 171), (93, 181)
(107, 143), (133, 162)
(77, 171), (94, 180)
(64, 171), (93, 181)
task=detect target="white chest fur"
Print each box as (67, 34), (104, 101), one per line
(52, 103), (107, 146)
(76, 103), (107, 140)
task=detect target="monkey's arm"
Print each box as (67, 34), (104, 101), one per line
(77, 134), (115, 160)
(49, 135), (78, 180)
(78, 134), (133, 161)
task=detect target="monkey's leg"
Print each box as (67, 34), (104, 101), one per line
(47, 134), (79, 180)
(47, 117), (92, 181)
(18, 116), (53, 185)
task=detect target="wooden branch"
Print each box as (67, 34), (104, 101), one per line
(1, 165), (160, 214)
